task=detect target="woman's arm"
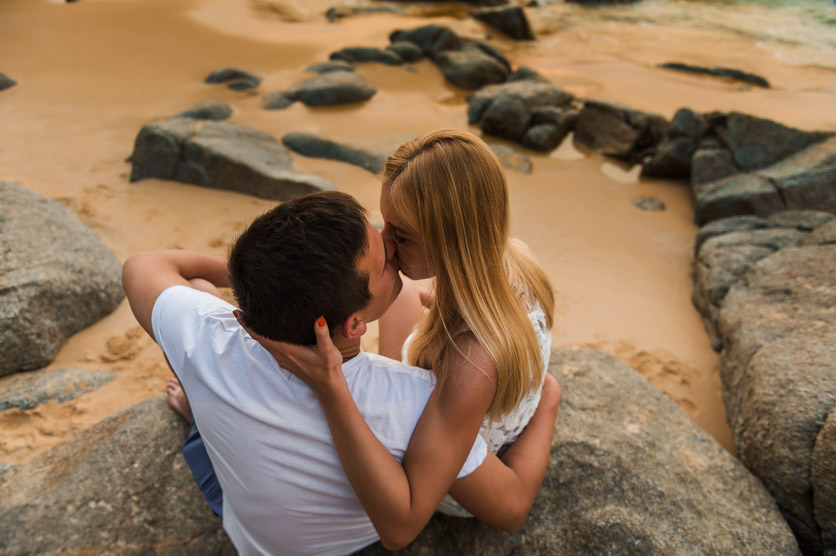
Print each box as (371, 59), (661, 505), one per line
(447, 373), (561, 530)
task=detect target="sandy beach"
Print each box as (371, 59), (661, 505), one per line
(1, 0), (835, 464)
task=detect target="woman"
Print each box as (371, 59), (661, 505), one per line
(256, 129), (560, 549)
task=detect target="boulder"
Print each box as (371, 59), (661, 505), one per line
(287, 70), (376, 106)
(468, 81), (575, 148)
(0, 368), (114, 411)
(574, 100), (668, 164)
(387, 41), (424, 63)
(471, 6), (535, 40)
(716, 244), (836, 553)
(305, 60), (355, 74)
(281, 132), (387, 173)
(691, 145), (738, 187)
(642, 108), (702, 179)
(660, 63), (770, 88)
(360, 349), (799, 554)
(0, 72), (16, 91)
(0, 182), (124, 377)
(692, 225), (808, 350)
(389, 25), (512, 90)
(176, 99), (232, 121)
(262, 91), (295, 110)
(129, 117), (334, 200)
(434, 44), (510, 90)
(204, 67), (262, 88)
(694, 136), (836, 224)
(0, 395), (233, 554)
(330, 47), (403, 66)
(707, 112), (830, 173)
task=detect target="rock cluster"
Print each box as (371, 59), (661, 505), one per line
(205, 67), (261, 91)
(1, 351), (800, 554)
(129, 117), (334, 200)
(0, 182), (124, 377)
(642, 110), (833, 223)
(692, 210), (836, 553)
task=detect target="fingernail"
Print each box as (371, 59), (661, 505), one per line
(316, 316), (326, 327)
(233, 310), (240, 319)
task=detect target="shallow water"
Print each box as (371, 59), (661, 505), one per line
(1, 0), (835, 462)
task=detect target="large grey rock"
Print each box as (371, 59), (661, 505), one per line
(642, 108), (702, 179)
(389, 25), (511, 90)
(176, 99), (232, 121)
(692, 212), (831, 350)
(434, 44), (510, 90)
(287, 70), (377, 106)
(574, 100), (668, 164)
(204, 67), (262, 90)
(330, 47), (403, 66)
(717, 245), (836, 553)
(472, 6), (535, 40)
(360, 349), (799, 555)
(129, 117), (334, 200)
(695, 136), (836, 224)
(281, 132), (387, 173)
(0, 182), (124, 377)
(0, 395), (233, 554)
(709, 111), (830, 173)
(0, 368), (114, 411)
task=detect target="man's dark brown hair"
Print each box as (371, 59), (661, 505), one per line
(228, 191), (371, 345)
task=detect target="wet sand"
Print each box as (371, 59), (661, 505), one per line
(2, 0), (835, 463)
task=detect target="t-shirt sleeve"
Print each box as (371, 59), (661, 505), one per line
(456, 433), (487, 478)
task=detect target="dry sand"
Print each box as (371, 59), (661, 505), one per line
(2, 0), (835, 463)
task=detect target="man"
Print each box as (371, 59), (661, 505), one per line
(123, 191), (556, 555)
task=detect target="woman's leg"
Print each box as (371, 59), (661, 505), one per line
(378, 277), (425, 360)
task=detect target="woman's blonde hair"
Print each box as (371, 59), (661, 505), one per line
(382, 129), (554, 419)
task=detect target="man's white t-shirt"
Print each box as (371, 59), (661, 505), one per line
(152, 286), (487, 556)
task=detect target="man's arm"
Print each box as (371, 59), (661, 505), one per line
(122, 250), (230, 340)
(448, 373), (561, 531)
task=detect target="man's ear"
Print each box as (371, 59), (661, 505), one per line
(340, 314), (367, 340)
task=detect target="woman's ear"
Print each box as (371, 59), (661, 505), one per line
(340, 315), (368, 340)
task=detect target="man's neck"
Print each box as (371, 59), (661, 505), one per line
(332, 337), (362, 363)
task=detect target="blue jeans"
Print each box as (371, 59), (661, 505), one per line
(182, 418), (224, 517)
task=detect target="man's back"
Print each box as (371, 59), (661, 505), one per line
(152, 285), (483, 555)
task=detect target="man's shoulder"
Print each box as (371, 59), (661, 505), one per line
(357, 351), (437, 386)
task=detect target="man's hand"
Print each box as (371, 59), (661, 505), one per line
(122, 250), (229, 340)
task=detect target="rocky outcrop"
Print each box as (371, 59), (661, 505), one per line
(282, 132), (387, 173)
(204, 67), (261, 91)
(0, 182), (124, 377)
(361, 349), (799, 554)
(0, 368), (114, 411)
(0, 72), (16, 91)
(389, 24), (512, 90)
(471, 6), (535, 40)
(286, 70), (377, 106)
(2, 350), (798, 554)
(660, 63), (770, 88)
(574, 100), (668, 164)
(691, 211), (833, 350)
(467, 79), (576, 150)
(694, 135), (836, 224)
(716, 242), (836, 554)
(692, 210), (836, 553)
(0, 396), (233, 555)
(129, 117), (334, 200)
(176, 99), (232, 121)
